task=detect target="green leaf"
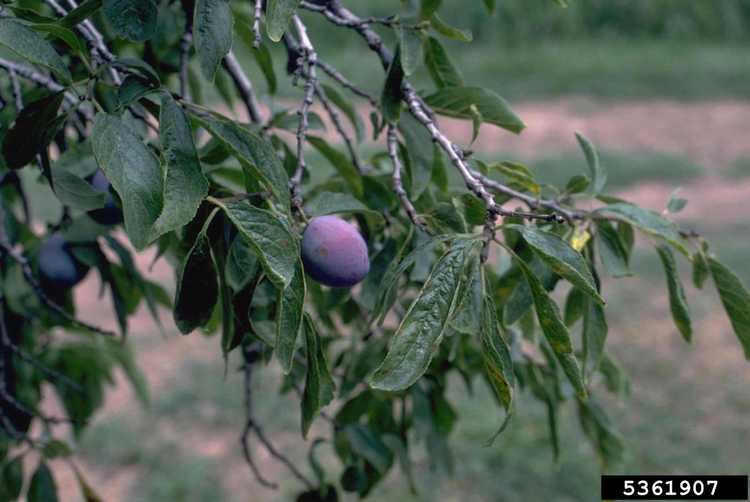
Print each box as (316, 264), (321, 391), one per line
(595, 203), (688, 255)
(419, 0), (442, 19)
(450, 256), (482, 335)
(398, 113), (433, 199)
(508, 224), (604, 306)
(667, 188), (687, 213)
(656, 245), (692, 343)
(321, 84), (364, 143)
(564, 287), (585, 327)
(399, 27), (422, 76)
(305, 192), (383, 220)
(155, 95), (209, 235)
(225, 234), (259, 292)
(578, 400), (625, 469)
(251, 44), (277, 94)
(174, 229), (218, 334)
(508, 246), (587, 398)
(344, 425), (394, 475)
(60, 0), (103, 28)
(424, 87), (525, 134)
(116, 75), (157, 109)
(482, 0), (496, 14)
(27, 462), (58, 502)
(709, 257), (750, 359)
(382, 44), (404, 122)
(195, 113), (290, 208)
(491, 161), (540, 195)
(307, 136), (363, 198)
(50, 169), (107, 211)
(301, 315), (335, 437)
(266, 0), (299, 42)
(430, 13), (472, 42)
(480, 290), (514, 413)
(692, 251), (709, 289)
(370, 239), (479, 391)
(211, 199), (298, 289)
(2, 91), (65, 170)
(91, 113), (163, 249)
(194, 0), (233, 80)
(0, 19), (71, 83)
(31, 23), (89, 62)
(596, 220), (631, 277)
(575, 132), (606, 195)
(565, 174), (590, 194)
(103, 0), (158, 41)
(277, 260), (306, 373)
(0, 456), (23, 500)
(424, 36), (463, 88)
(582, 296), (608, 378)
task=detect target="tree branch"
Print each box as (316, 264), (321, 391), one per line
(223, 51), (262, 124)
(387, 124), (423, 229)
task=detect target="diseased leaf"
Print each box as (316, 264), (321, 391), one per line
(174, 230), (217, 334)
(509, 246), (587, 398)
(194, 0), (233, 79)
(575, 132), (606, 195)
(656, 245), (692, 342)
(277, 260), (306, 373)
(508, 224), (604, 306)
(450, 256), (482, 335)
(155, 95), (209, 235)
(370, 239), (479, 391)
(0, 19), (71, 83)
(3, 91), (65, 170)
(301, 315), (335, 437)
(595, 203), (688, 255)
(578, 400), (625, 469)
(480, 291), (514, 413)
(266, 0), (299, 42)
(103, 0), (158, 41)
(709, 257), (750, 359)
(424, 86), (525, 134)
(91, 113), (163, 249)
(424, 36), (463, 88)
(211, 199), (298, 289)
(195, 113), (290, 208)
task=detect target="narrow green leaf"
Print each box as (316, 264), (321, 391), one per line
(251, 44), (277, 94)
(430, 13), (472, 42)
(582, 296), (608, 377)
(564, 287), (585, 327)
(173, 231), (218, 334)
(575, 132), (606, 195)
(381, 44), (404, 122)
(370, 239), (479, 391)
(211, 199), (298, 289)
(480, 291), (514, 413)
(301, 315), (335, 437)
(692, 251), (709, 289)
(0, 19), (71, 83)
(277, 260), (306, 373)
(103, 0), (158, 41)
(91, 113), (163, 249)
(27, 462), (58, 502)
(656, 245), (692, 342)
(305, 191), (383, 220)
(31, 23), (89, 62)
(667, 188), (687, 213)
(266, 0), (299, 42)
(508, 224), (605, 306)
(51, 169), (106, 211)
(398, 113), (433, 199)
(0, 456), (23, 500)
(155, 95), (209, 235)
(60, 0), (103, 28)
(595, 203), (688, 255)
(596, 220), (631, 277)
(509, 247), (587, 398)
(424, 86), (525, 134)
(450, 256), (482, 335)
(194, 0), (233, 79)
(419, 0), (442, 19)
(399, 27), (422, 76)
(344, 425), (394, 475)
(195, 113), (290, 208)
(423, 36), (463, 89)
(225, 234), (259, 292)
(2, 91), (65, 170)
(321, 83), (364, 143)
(709, 257), (750, 359)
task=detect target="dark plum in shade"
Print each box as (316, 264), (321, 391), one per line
(88, 169), (123, 225)
(37, 233), (89, 289)
(301, 216), (370, 288)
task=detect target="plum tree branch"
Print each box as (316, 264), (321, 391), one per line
(252, 0), (263, 48)
(387, 123), (424, 229)
(223, 51), (262, 123)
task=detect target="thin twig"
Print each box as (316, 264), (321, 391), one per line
(316, 83), (364, 173)
(179, 29), (193, 101)
(289, 15), (318, 211)
(8, 68), (23, 110)
(316, 60), (378, 108)
(252, 0), (263, 48)
(223, 51), (262, 124)
(387, 124), (423, 228)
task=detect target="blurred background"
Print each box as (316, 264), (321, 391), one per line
(31, 0), (749, 500)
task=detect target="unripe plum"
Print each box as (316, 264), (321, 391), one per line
(37, 233), (89, 289)
(301, 216), (369, 288)
(88, 169), (123, 225)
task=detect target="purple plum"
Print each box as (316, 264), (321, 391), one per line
(37, 233), (89, 289)
(88, 169), (123, 225)
(301, 216), (369, 288)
